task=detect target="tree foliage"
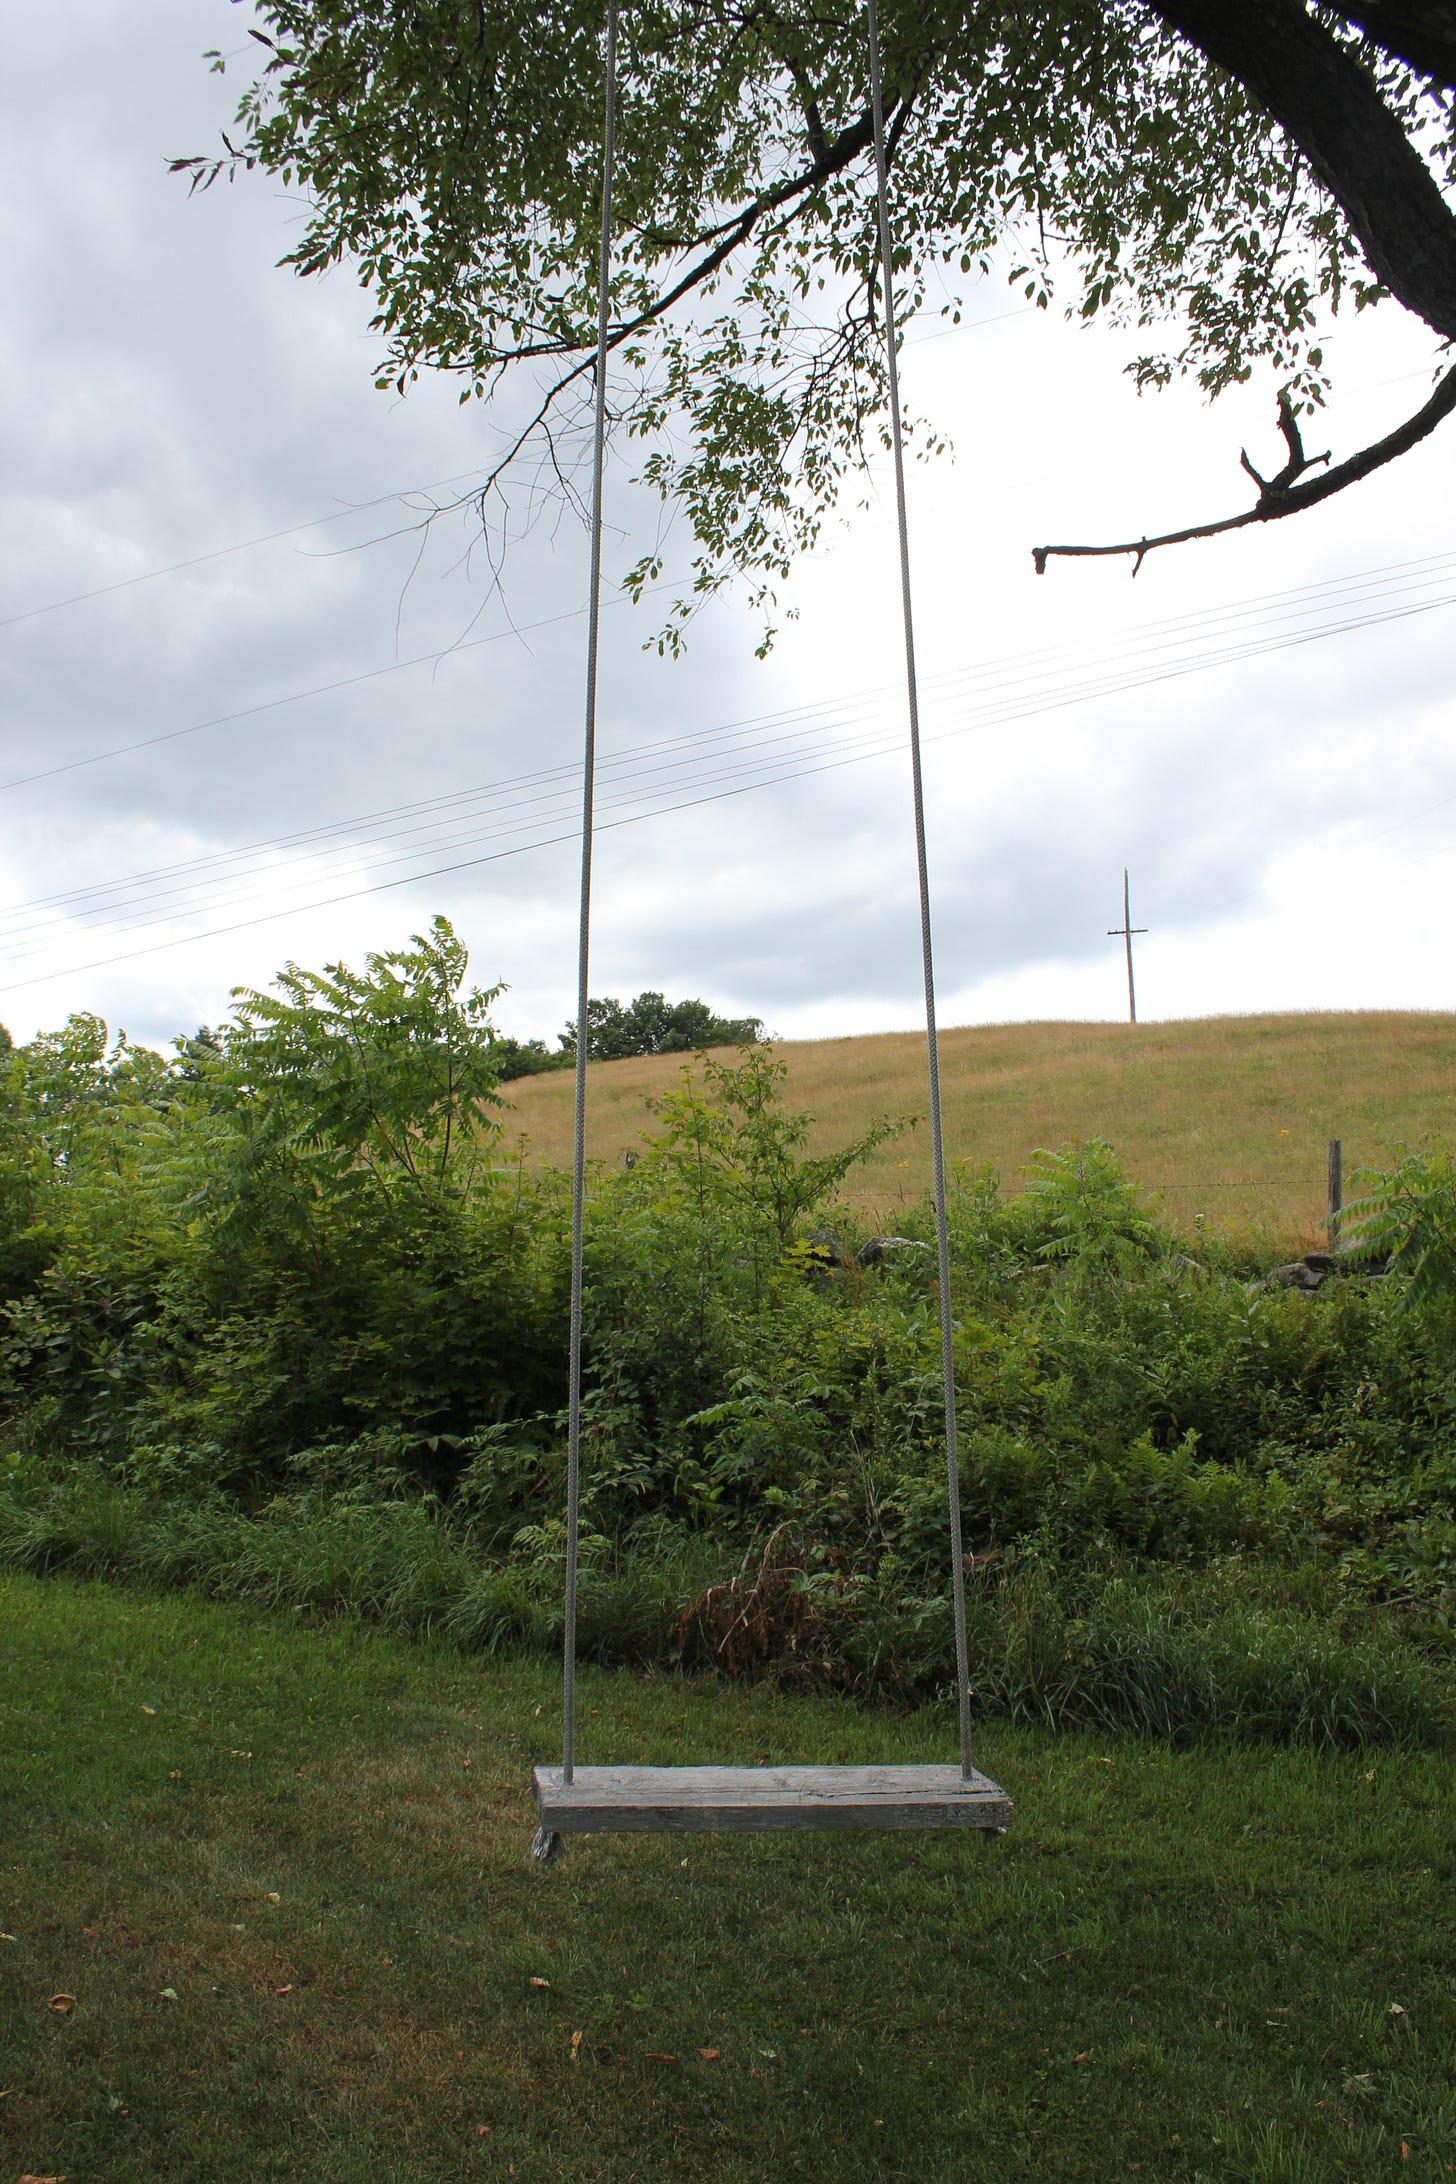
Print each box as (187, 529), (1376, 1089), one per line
(181, 1), (1456, 628)
(564, 990), (765, 1062)
(4, 936), (1456, 1635)
(490, 991), (764, 1078)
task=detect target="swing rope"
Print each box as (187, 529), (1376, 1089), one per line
(865, 0), (974, 1780)
(559, 0), (974, 1791)
(562, 0), (618, 1789)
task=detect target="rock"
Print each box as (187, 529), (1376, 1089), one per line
(804, 1227), (844, 1270)
(1334, 1234), (1390, 1275)
(1267, 1260), (1327, 1291)
(1252, 1244), (1390, 1293)
(856, 1235), (930, 1268)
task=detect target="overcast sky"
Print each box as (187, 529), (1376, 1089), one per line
(3, 0), (1455, 1056)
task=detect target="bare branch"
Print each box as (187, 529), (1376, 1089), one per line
(1032, 368), (1456, 575)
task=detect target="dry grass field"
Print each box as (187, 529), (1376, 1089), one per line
(502, 1011), (1456, 1243)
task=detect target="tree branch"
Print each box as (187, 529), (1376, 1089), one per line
(1148, 0), (1456, 343)
(1032, 367), (1456, 575)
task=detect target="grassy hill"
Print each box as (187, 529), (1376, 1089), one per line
(503, 1011), (1456, 1243)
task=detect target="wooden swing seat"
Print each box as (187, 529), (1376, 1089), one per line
(533, 1762), (1012, 1837)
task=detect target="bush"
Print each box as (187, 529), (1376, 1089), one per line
(3, 928), (1456, 1750)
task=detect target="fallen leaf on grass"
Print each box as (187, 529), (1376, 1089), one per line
(159, 1988), (179, 2003)
(275, 1985), (294, 1996)
(265, 1892), (280, 1904)
(570, 2031), (583, 2063)
(528, 1976), (551, 1989)
(0, 1933), (17, 1943)
(1073, 2049), (1094, 2064)
(476, 2124), (491, 2137)
(644, 2053), (679, 2063)
(696, 2048), (720, 2061)
(1344, 2072), (1377, 2096)
(1390, 2002), (1410, 2031)
(46, 1994), (75, 2016)
(139, 1705), (156, 1716)
(17, 2172), (68, 2181)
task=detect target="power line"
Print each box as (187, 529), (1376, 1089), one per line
(4, 563), (1454, 996)
(7, 555), (1455, 949)
(7, 519), (1452, 819)
(0, 303), (1037, 637)
(0, 464), (498, 634)
(9, 541), (1453, 931)
(0, 315), (1425, 638)
(0, 577), (677, 795)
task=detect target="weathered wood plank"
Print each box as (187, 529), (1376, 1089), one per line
(532, 1763), (1013, 1835)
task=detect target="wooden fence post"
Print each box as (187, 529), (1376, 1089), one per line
(1327, 1138), (1343, 1246)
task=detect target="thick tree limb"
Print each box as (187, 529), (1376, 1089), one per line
(1033, 367), (1456, 574)
(1343, 2), (1456, 90)
(1149, 0), (1456, 342)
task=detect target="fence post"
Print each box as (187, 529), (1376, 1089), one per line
(1327, 1138), (1343, 1246)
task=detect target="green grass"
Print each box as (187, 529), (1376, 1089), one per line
(4, 1480), (1448, 1750)
(3, 1574), (1454, 2182)
(503, 1011), (1456, 1241)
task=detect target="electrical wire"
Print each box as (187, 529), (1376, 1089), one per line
(1, 315), (1431, 638)
(4, 562), (1454, 996)
(0, 305), (1038, 638)
(0, 481), (466, 632)
(10, 542), (1456, 939)
(7, 576), (1456, 955)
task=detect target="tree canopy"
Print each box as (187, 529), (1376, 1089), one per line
(182, 2), (1456, 624)
(490, 991), (765, 1078)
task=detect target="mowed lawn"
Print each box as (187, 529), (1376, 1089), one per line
(3, 1573), (1453, 2182)
(503, 1011), (1456, 1242)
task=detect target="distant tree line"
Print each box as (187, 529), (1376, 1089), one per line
(490, 991), (764, 1081)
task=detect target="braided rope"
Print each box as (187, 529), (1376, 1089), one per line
(563, 0), (619, 1787)
(866, 0), (975, 1779)
(560, 0), (971, 1793)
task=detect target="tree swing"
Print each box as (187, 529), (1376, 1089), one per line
(530, 0), (1012, 1862)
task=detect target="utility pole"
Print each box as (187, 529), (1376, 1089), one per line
(1107, 868), (1147, 1024)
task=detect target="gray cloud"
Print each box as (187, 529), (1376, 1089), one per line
(3, 0), (1455, 1055)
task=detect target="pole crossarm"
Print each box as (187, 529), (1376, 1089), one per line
(1108, 868), (1146, 1025)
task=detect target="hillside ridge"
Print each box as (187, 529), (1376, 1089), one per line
(502, 1010), (1456, 1239)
